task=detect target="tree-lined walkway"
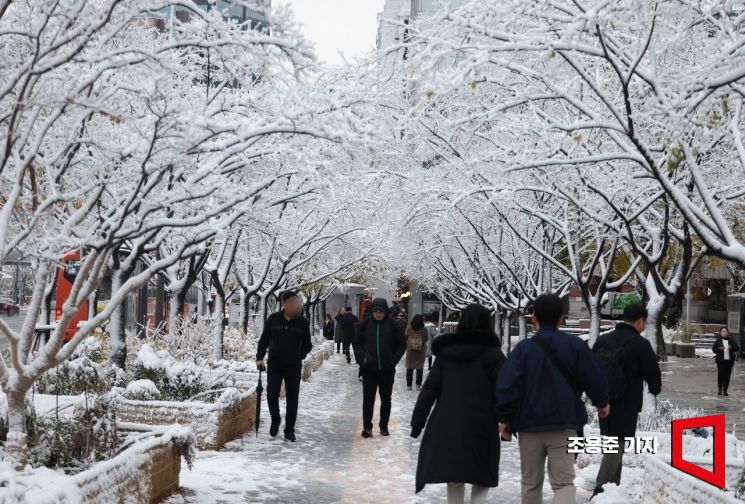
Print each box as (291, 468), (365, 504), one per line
(168, 355), (597, 503)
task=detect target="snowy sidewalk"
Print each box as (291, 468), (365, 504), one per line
(168, 354), (594, 503)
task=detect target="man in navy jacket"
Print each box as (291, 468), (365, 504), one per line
(496, 294), (609, 504)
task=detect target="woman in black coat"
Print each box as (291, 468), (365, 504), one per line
(323, 313), (335, 340)
(410, 304), (505, 503)
(713, 326), (739, 396)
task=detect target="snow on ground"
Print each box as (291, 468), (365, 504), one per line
(167, 354), (599, 503)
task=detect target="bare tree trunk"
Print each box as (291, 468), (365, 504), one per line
(503, 315), (511, 354)
(588, 302), (602, 348)
(238, 289), (248, 334)
(518, 310), (527, 340)
(109, 271), (129, 369)
(6, 390), (28, 470)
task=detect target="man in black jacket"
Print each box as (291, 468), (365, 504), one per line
(353, 298), (406, 438)
(256, 290), (313, 442)
(340, 306), (359, 364)
(591, 304), (661, 497)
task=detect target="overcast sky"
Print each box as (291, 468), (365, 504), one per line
(274, 0), (387, 65)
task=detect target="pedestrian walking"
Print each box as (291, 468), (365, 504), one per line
(334, 308), (344, 354)
(410, 304), (505, 503)
(396, 311), (407, 332)
(405, 314), (428, 390)
(255, 290), (313, 442)
(323, 313), (335, 341)
(713, 326), (739, 396)
(353, 298), (406, 438)
(591, 303), (662, 497)
(496, 293), (609, 504)
(424, 314), (437, 370)
(341, 306), (359, 364)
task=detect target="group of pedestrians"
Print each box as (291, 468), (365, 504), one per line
(411, 295), (661, 503)
(255, 290), (664, 502)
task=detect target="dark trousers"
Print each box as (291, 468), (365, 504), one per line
(406, 368), (423, 387)
(427, 356), (433, 370)
(595, 450), (624, 489)
(336, 340), (342, 353)
(361, 367), (395, 431)
(717, 360), (735, 392)
(267, 365), (302, 435)
(343, 338), (351, 363)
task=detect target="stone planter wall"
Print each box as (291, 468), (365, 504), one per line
(117, 388), (256, 450)
(302, 341), (335, 381)
(74, 427), (192, 504)
(628, 455), (741, 503)
(665, 342), (676, 356)
(676, 343), (696, 358)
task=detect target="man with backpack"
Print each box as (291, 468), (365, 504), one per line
(496, 294), (610, 504)
(591, 304), (661, 497)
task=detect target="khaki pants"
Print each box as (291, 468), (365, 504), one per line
(518, 429), (576, 504)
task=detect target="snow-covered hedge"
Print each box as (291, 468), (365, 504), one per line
(0, 392), (120, 473)
(116, 387), (257, 450)
(0, 426), (194, 504)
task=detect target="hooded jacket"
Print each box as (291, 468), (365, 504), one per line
(411, 330), (505, 493)
(352, 298), (406, 371)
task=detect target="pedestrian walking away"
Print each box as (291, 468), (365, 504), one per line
(713, 325), (739, 397)
(334, 308), (345, 354)
(591, 303), (662, 497)
(405, 314), (428, 390)
(424, 314), (438, 370)
(353, 297), (406, 438)
(255, 290), (313, 442)
(411, 304), (505, 503)
(496, 293), (609, 504)
(341, 306), (359, 364)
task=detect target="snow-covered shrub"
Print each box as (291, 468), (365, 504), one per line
(128, 320), (258, 367)
(27, 393), (119, 472)
(72, 336), (104, 362)
(637, 398), (703, 432)
(123, 379), (161, 401)
(130, 344), (207, 401)
(216, 388), (243, 415)
(36, 355), (108, 396)
(222, 326), (259, 362)
(149, 318), (216, 364)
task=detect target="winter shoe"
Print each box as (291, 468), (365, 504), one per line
(718, 388), (723, 395)
(407, 386), (412, 391)
(380, 428), (390, 437)
(270, 420), (280, 437)
(284, 431), (296, 442)
(416, 385), (422, 391)
(724, 391), (730, 396)
(361, 429), (373, 439)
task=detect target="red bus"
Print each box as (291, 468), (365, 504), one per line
(55, 252), (88, 341)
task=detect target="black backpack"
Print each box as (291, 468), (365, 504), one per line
(596, 334), (635, 401)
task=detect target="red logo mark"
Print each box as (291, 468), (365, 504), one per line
(671, 414), (726, 489)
